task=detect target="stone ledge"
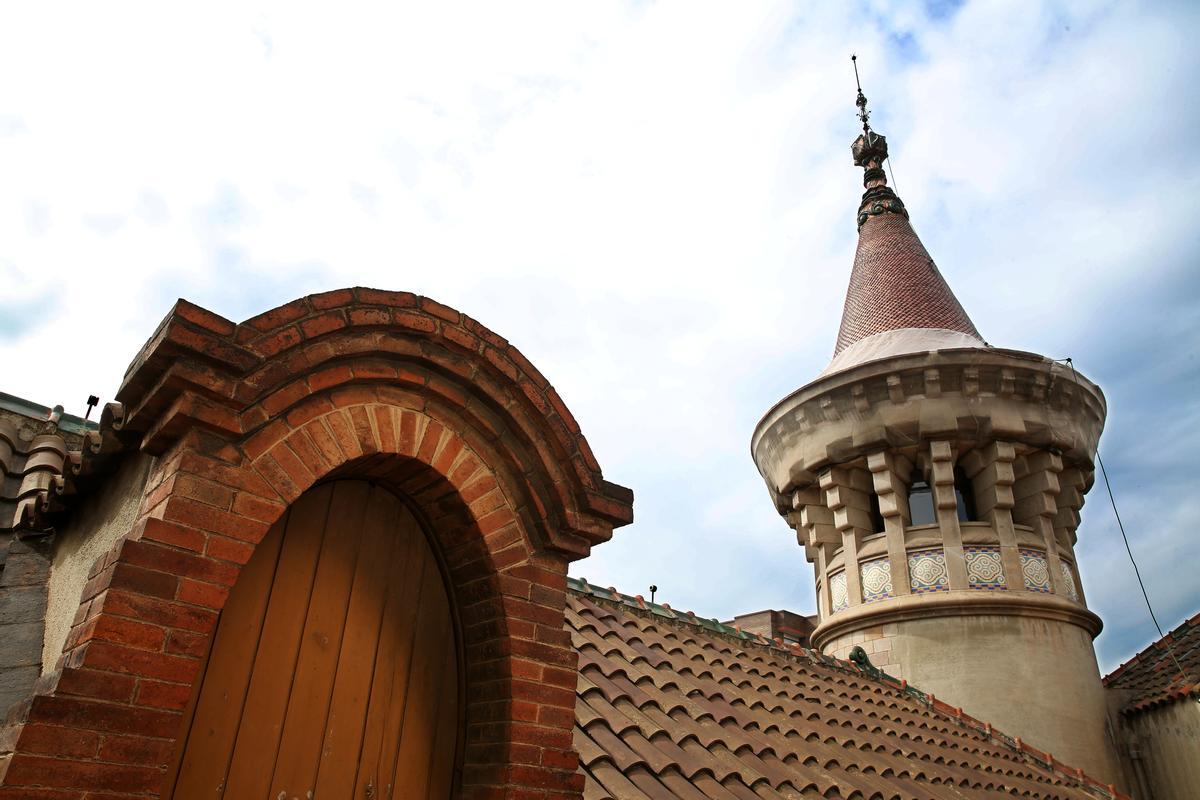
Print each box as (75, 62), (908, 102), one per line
(811, 589), (1102, 650)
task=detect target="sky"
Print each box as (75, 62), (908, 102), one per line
(1, 1), (1197, 673)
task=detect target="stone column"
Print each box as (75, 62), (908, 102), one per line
(867, 451), (911, 597)
(1013, 451), (1071, 598)
(962, 442), (1022, 591)
(821, 466), (875, 607)
(793, 487), (838, 619)
(929, 441), (968, 590)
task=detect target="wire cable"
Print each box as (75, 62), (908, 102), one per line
(1058, 357), (1192, 688)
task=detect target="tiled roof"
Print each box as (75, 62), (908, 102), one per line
(1103, 612), (1200, 714)
(568, 579), (1125, 800)
(0, 396), (78, 534)
(834, 213), (982, 356)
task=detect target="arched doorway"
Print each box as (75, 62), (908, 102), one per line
(165, 480), (460, 799)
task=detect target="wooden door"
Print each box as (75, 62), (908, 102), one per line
(165, 480), (459, 800)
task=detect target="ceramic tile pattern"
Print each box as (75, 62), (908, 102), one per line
(965, 546), (1007, 591)
(1059, 561), (1079, 602)
(568, 584), (1115, 800)
(1020, 549), (1052, 593)
(907, 548), (950, 594)
(1103, 611), (1200, 714)
(860, 556), (893, 602)
(829, 571), (849, 613)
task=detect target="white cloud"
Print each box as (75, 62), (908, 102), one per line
(1, 0), (1196, 669)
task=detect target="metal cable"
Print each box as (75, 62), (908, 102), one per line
(1058, 357), (1192, 688)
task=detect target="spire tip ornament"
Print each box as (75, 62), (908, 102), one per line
(848, 56), (907, 228)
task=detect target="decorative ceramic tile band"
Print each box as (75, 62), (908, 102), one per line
(908, 549), (949, 594)
(830, 571), (849, 613)
(964, 546), (1006, 591)
(1059, 561), (1079, 602)
(1019, 548), (1052, 593)
(860, 557), (893, 603)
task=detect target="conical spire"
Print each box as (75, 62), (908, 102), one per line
(831, 59), (982, 365)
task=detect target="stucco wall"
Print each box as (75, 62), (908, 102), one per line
(1121, 701), (1200, 800)
(41, 452), (154, 672)
(829, 614), (1119, 785)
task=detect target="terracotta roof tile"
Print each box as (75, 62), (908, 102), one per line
(835, 213), (981, 356)
(0, 396), (77, 534)
(1102, 612), (1200, 713)
(568, 579), (1126, 800)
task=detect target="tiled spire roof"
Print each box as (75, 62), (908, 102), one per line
(833, 85), (982, 357)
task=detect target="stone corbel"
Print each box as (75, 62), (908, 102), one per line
(821, 466), (875, 607)
(867, 450), (912, 597)
(961, 442), (1021, 590)
(1016, 451), (1077, 600)
(930, 441), (969, 589)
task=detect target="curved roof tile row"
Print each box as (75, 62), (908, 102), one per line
(566, 580), (1125, 800)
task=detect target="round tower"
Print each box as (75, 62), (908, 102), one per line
(752, 87), (1120, 781)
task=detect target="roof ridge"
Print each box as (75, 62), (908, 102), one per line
(567, 576), (1130, 800)
(1101, 611), (1200, 689)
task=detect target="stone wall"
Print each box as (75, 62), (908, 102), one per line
(0, 538), (51, 720)
(1113, 700), (1200, 799)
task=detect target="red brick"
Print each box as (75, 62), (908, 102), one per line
(178, 578), (229, 609)
(82, 641), (199, 684)
(348, 307), (391, 326)
(244, 299), (310, 332)
(4, 754), (162, 793)
(120, 539), (238, 587)
(89, 616), (165, 652)
(260, 379), (310, 417)
(268, 441), (316, 492)
(397, 410), (419, 456)
(16, 724), (100, 759)
(28, 696), (179, 738)
(250, 325), (303, 358)
(308, 288), (355, 310)
(353, 288), (417, 307)
(162, 495), (269, 543)
(97, 733), (172, 765)
(164, 629), (209, 659)
(302, 419), (346, 467)
(134, 679), (192, 711)
(230, 490), (285, 525)
(394, 311), (436, 333)
(137, 518), (204, 554)
(54, 668), (137, 704)
(443, 325), (480, 353)
(101, 590), (217, 634)
(108, 563), (176, 601)
(346, 405), (379, 454)
(307, 364), (353, 392)
(300, 310), (347, 338)
(420, 296), (461, 323)
(325, 410), (363, 460)
(285, 394), (335, 427)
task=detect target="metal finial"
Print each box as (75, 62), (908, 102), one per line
(851, 54), (870, 133)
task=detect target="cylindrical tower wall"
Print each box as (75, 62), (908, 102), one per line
(754, 347), (1119, 784)
(823, 613), (1119, 783)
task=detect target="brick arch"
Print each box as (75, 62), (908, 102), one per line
(0, 289), (632, 799)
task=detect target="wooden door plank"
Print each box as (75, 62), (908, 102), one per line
(353, 505), (421, 800)
(269, 480), (372, 799)
(426, 632), (460, 800)
(312, 487), (403, 797)
(170, 503), (288, 797)
(387, 561), (452, 799)
(222, 482), (336, 797)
